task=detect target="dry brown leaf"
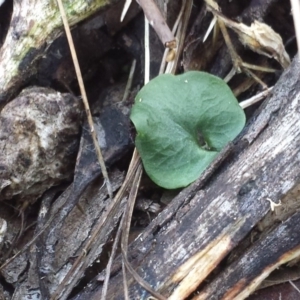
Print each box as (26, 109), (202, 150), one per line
(229, 20), (290, 69)
(205, 0), (290, 69)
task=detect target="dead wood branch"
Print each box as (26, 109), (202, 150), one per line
(137, 0), (175, 47)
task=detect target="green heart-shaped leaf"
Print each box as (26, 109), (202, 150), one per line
(130, 71), (245, 189)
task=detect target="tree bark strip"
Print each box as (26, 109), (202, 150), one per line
(195, 210), (300, 299)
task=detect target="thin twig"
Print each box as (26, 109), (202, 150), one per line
(242, 67), (268, 89)
(165, 21), (182, 74)
(121, 252), (168, 300)
(122, 259), (130, 300)
(121, 0), (133, 22)
(224, 66), (236, 83)
(239, 87), (273, 109)
(241, 62), (276, 73)
(56, 0), (112, 198)
(217, 18), (241, 72)
(159, 0), (185, 74)
(289, 280), (300, 294)
(165, 0), (193, 74)
(122, 59), (136, 102)
(144, 16), (150, 84)
(137, 0), (176, 47)
(203, 15), (217, 42)
(100, 214), (125, 300)
(121, 170), (141, 252)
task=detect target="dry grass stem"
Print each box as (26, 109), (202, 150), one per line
(289, 280), (300, 294)
(203, 16), (217, 42)
(121, 164), (142, 299)
(137, 0), (176, 47)
(167, 0), (193, 74)
(145, 16), (150, 84)
(161, 0), (192, 75)
(122, 59), (137, 102)
(121, 0), (133, 22)
(56, 0), (112, 198)
(159, 0), (185, 74)
(239, 87), (274, 109)
(100, 214), (125, 300)
(224, 67), (236, 83)
(121, 164), (167, 300)
(122, 258), (130, 300)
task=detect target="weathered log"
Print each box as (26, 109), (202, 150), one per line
(72, 56), (300, 299)
(0, 0), (120, 104)
(195, 209), (300, 299)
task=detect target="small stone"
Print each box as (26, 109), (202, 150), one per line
(0, 87), (83, 203)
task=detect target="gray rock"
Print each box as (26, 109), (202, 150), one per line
(0, 87), (82, 203)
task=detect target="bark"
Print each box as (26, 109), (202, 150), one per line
(73, 56), (300, 299)
(196, 210), (300, 299)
